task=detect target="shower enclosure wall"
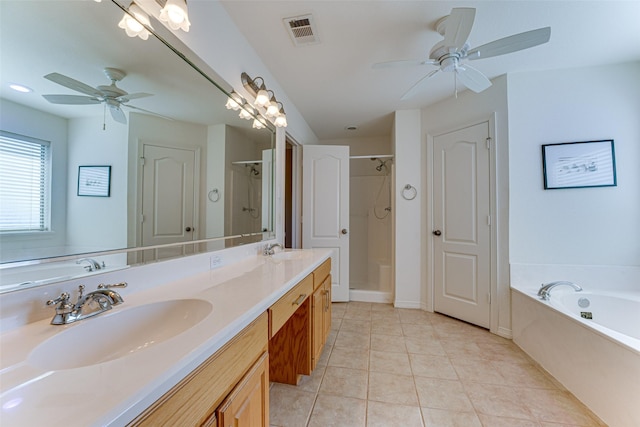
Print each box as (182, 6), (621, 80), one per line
(349, 157), (393, 303)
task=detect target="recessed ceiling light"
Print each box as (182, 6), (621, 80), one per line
(9, 83), (33, 93)
(345, 125), (358, 131)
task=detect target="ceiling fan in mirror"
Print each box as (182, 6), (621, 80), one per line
(373, 7), (551, 99)
(42, 67), (171, 127)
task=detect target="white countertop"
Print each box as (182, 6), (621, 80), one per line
(0, 249), (331, 426)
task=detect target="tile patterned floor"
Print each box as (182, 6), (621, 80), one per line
(269, 302), (606, 427)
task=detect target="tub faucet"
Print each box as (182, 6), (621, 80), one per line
(263, 243), (283, 256)
(46, 282), (126, 325)
(76, 258), (104, 272)
(537, 281), (582, 300)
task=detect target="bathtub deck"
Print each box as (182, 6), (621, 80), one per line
(269, 302), (605, 426)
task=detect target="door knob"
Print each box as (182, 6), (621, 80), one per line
(341, 229), (348, 235)
(433, 230), (442, 236)
(185, 227), (192, 232)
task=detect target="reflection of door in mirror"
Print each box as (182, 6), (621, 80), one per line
(141, 144), (198, 262)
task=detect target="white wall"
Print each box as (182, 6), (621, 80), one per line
(393, 110), (423, 308)
(66, 117), (128, 252)
(0, 99), (68, 260)
(508, 61), (640, 266)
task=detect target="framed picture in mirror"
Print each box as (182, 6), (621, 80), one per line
(77, 165), (111, 197)
(542, 140), (616, 190)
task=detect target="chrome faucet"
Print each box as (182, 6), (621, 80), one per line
(46, 282), (127, 325)
(76, 258), (104, 272)
(263, 242), (283, 256)
(537, 281), (582, 300)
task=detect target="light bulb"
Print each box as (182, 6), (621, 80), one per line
(252, 118), (266, 129)
(118, 3), (152, 40)
(239, 108), (253, 120)
(254, 88), (269, 107)
(159, 0), (191, 32)
(225, 92), (242, 110)
(274, 112), (287, 128)
(265, 100), (279, 117)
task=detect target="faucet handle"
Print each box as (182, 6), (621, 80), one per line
(98, 282), (128, 289)
(47, 292), (71, 306)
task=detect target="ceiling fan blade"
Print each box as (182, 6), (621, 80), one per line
(443, 8), (476, 50)
(43, 94), (101, 105)
(123, 104), (174, 121)
(372, 59), (436, 69)
(117, 92), (153, 102)
(108, 103), (127, 124)
(400, 69), (440, 100)
(44, 72), (103, 97)
(455, 65), (492, 93)
(467, 27), (551, 60)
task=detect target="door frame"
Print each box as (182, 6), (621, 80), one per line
(425, 114), (499, 334)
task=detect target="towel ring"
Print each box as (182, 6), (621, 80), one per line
(401, 184), (417, 201)
(208, 188), (220, 202)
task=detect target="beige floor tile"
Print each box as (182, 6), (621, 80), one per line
(370, 333), (406, 353)
(450, 357), (505, 384)
(331, 318), (342, 331)
(398, 308), (434, 324)
(269, 383), (317, 427)
(346, 301), (373, 311)
(328, 345), (369, 370)
(366, 401), (424, 427)
(371, 319), (403, 336)
(341, 318), (372, 333)
(307, 394), (366, 427)
(368, 371), (419, 406)
(474, 341), (532, 363)
(295, 365), (326, 394)
(402, 323), (438, 339)
(370, 303), (396, 313)
(325, 329), (337, 347)
(316, 342), (333, 367)
(369, 350), (412, 375)
(414, 377), (474, 412)
(343, 309), (373, 321)
(496, 360), (559, 389)
(464, 382), (535, 421)
(404, 336), (447, 356)
(335, 329), (371, 349)
(409, 354), (458, 380)
(331, 303), (347, 318)
(319, 366), (368, 399)
(518, 388), (604, 426)
(477, 414), (542, 426)
(421, 408), (482, 427)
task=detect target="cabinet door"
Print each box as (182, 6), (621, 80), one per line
(217, 352), (269, 427)
(322, 275), (332, 343)
(311, 286), (325, 369)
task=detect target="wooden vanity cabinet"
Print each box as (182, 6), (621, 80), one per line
(311, 258), (331, 370)
(129, 313), (268, 427)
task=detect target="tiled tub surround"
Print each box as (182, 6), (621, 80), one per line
(0, 247), (331, 426)
(511, 263), (640, 427)
(270, 302), (604, 427)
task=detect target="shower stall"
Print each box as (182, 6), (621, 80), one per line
(229, 162), (262, 235)
(349, 156), (394, 303)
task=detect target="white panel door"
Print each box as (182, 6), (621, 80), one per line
(433, 122), (491, 328)
(303, 145), (349, 302)
(142, 144), (196, 261)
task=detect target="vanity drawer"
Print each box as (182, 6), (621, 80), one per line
(313, 258), (331, 290)
(269, 274), (313, 337)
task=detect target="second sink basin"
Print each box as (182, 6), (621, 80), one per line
(28, 299), (212, 371)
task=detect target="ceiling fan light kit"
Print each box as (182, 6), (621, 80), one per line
(373, 7), (551, 99)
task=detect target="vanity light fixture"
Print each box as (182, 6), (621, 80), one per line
(159, 0), (191, 32)
(118, 2), (152, 40)
(240, 72), (288, 127)
(252, 117), (267, 129)
(225, 91), (243, 111)
(238, 104), (255, 120)
(274, 104), (288, 128)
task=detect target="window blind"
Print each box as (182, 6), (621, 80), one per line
(0, 131), (51, 232)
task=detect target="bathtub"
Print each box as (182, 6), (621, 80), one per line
(512, 285), (640, 427)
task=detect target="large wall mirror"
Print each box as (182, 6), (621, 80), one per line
(0, 0), (275, 292)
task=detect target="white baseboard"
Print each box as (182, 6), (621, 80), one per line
(349, 289), (392, 304)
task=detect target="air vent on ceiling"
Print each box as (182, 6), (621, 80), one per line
(284, 14), (319, 46)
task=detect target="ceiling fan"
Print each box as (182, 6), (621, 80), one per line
(42, 67), (163, 124)
(373, 8), (551, 100)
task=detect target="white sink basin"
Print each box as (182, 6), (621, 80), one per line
(28, 299), (212, 370)
(270, 250), (312, 261)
